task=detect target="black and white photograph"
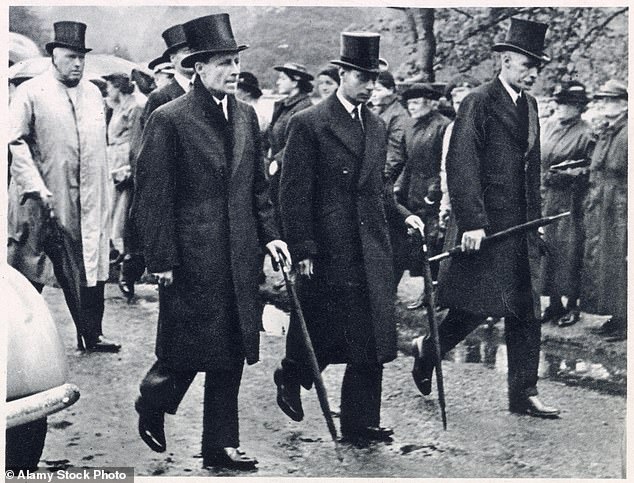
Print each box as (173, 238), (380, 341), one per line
(4, 3), (628, 479)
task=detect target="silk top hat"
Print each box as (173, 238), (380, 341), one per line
(274, 63), (314, 82)
(402, 83), (442, 101)
(238, 71), (263, 98)
(181, 14), (248, 68)
(492, 18), (550, 63)
(553, 81), (589, 106)
(594, 79), (628, 100)
(45, 21), (92, 55)
(331, 32), (381, 74)
(148, 24), (188, 70)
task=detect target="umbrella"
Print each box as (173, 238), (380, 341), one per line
(9, 32), (41, 65)
(9, 54), (147, 84)
(40, 213), (85, 349)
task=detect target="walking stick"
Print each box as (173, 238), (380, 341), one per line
(279, 255), (342, 459)
(429, 212), (571, 263)
(416, 230), (448, 430)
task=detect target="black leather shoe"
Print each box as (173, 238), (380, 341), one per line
(509, 396), (560, 419)
(203, 447), (258, 470)
(135, 398), (166, 453)
(118, 278), (135, 301)
(411, 336), (433, 396)
(557, 308), (580, 327)
(591, 317), (624, 336)
(274, 368), (304, 422)
(85, 336), (121, 353)
(406, 293), (425, 310)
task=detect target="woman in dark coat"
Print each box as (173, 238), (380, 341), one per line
(539, 82), (594, 326)
(266, 62), (314, 224)
(581, 80), (628, 341)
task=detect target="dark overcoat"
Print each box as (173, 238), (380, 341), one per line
(133, 79), (278, 370)
(279, 94), (397, 365)
(437, 78), (543, 319)
(139, 78), (186, 132)
(540, 116), (594, 298)
(581, 113), (627, 318)
(378, 95), (409, 183)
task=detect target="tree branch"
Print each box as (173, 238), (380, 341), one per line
(449, 8), (474, 19)
(567, 8), (627, 54)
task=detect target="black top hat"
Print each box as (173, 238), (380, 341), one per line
(45, 21), (92, 55)
(492, 18), (550, 63)
(238, 71), (262, 98)
(593, 79), (628, 100)
(331, 32), (381, 74)
(148, 54), (169, 71)
(552, 81), (590, 106)
(274, 63), (314, 82)
(162, 24), (188, 56)
(180, 14), (248, 68)
(402, 83), (442, 101)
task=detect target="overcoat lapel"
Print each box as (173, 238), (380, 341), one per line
(525, 94), (539, 155)
(230, 96), (247, 178)
(190, 86), (230, 177)
(324, 95), (365, 159)
(488, 79), (522, 144)
(357, 106), (381, 189)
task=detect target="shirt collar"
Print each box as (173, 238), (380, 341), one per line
(336, 88), (360, 116)
(213, 95), (229, 119)
(174, 71), (193, 92)
(498, 75), (521, 105)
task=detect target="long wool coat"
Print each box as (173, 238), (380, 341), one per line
(378, 94), (409, 183)
(437, 78), (543, 320)
(133, 79), (279, 370)
(539, 116), (594, 298)
(8, 68), (110, 287)
(581, 113), (627, 319)
(279, 94), (397, 366)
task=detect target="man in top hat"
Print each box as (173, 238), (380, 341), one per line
(275, 32), (421, 445)
(582, 79), (628, 341)
(393, 83), (450, 299)
(411, 18), (560, 418)
(539, 81), (594, 328)
(8, 21), (120, 352)
(132, 13), (289, 470)
(140, 23), (194, 130)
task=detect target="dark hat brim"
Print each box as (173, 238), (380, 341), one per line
(402, 86), (442, 101)
(553, 93), (590, 105)
(273, 65), (314, 81)
(492, 43), (551, 63)
(238, 82), (262, 98)
(180, 44), (248, 68)
(163, 41), (188, 58)
(593, 92), (628, 100)
(148, 54), (170, 70)
(330, 59), (380, 74)
(45, 42), (92, 55)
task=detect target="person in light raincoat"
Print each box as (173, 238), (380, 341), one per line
(8, 21), (120, 352)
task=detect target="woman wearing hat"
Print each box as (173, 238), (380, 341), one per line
(393, 83), (450, 297)
(316, 66), (340, 102)
(266, 63), (314, 223)
(103, 72), (145, 298)
(539, 81), (595, 327)
(581, 79), (628, 341)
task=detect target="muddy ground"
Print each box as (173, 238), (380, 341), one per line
(37, 270), (626, 478)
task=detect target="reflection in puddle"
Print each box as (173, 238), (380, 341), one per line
(444, 324), (626, 395)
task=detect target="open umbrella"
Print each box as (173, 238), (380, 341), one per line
(9, 32), (41, 65)
(9, 54), (147, 84)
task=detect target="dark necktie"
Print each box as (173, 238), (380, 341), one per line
(351, 106), (364, 132)
(516, 93), (529, 149)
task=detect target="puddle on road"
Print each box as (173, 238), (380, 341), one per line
(445, 324), (626, 396)
(262, 305), (626, 395)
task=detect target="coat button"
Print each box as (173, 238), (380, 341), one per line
(342, 168), (349, 175)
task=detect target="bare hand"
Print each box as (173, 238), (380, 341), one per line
(405, 215), (425, 238)
(266, 240), (292, 271)
(152, 270), (173, 287)
(461, 228), (486, 252)
(298, 258), (314, 278)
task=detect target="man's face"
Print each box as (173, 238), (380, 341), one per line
(369, 82), (393, 107)
(339, 68), (377, 105)
(502, 51), (540, 91)
(596, 97), (628, 119)
(407, 97), (434, 119)
(52, 47), (85, 84)
(195, 52), (240, 96)
(170, 46), (194, 77)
